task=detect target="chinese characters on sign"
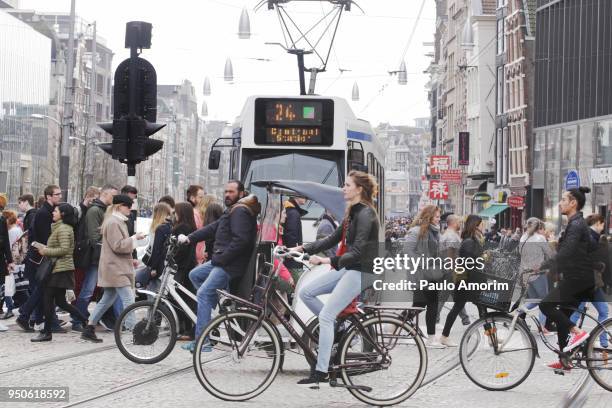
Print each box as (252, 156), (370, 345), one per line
(429, 180), (449, 200)
(430, 155), (450, 175)
(458, 132), (469, 165)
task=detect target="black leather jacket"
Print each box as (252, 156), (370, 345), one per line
(554, 212), (594, 282)
(304, 202), (379, 274)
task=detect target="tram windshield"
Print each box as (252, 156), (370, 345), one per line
(243, 150), (343, 219)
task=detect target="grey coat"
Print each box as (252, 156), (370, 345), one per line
(404, 225), (444, 282)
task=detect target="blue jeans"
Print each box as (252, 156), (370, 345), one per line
(88, 286), (135, 328)
(570, 288), (609, 347)
(300, 268), (362, 373)
(18, 258), (44, 322)
(189, 261), (230, 339)
(73, 265), (121, 325)
(524, 274), (549, 325)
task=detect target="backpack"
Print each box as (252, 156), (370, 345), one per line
(73, 206), (92, 268)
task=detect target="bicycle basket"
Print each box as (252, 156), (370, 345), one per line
(471, 250), (521, 312)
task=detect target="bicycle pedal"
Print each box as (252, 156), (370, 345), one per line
(329, 379), (372, 392)
(553, 369), (566, 376)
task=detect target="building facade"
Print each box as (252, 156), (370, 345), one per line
(533, 0), (612, 232)
(0, 9), (51, 205)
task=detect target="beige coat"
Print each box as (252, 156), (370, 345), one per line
(98, 212), (135, 288)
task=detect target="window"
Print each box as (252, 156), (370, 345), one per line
(497, 19), (505, 55)
(497, 67), (504, 114)
(533, 131), (545, 170)
(496, 129), (503, 185)
(595, 120), (612, 166)
(502, 127), (509, 185)
(561, 126), (577, 169)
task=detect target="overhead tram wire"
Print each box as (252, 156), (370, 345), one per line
(360, 0), (427, 114)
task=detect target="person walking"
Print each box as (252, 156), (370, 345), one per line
(18, 194), (37, 233)
(172, 202), (198, 340)
(16, 185), (63, 333)
(314, 210), (338, 258)
(178, 181), (260, 352)
(81, 195), (145, 343)
(31, 204), (89, 342)
(519, 217), (555, 333)
(186, 185), (206, 264)
(291, 171), (380, 386)
(440, 215), (489, 345)
(406, 205), (445, 348)
(437, 214), (470, 327)
(282, 196), (308, 283)
(72, 184), (118, 332)
(0, 197), (14, 332)
(139, 202), (173, 291)
(1, 210), (23, 319)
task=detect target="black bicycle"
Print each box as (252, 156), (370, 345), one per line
(192, 246), (428, 406)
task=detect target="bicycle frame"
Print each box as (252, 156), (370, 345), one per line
(485, 285), (611, 366)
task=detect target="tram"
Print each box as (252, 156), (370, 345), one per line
(208, 95), (386, 241)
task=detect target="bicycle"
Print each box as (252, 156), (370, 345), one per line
(192, 245), (428, 406)
(459, 271), (612, 392)
(114, 236), (198, 364)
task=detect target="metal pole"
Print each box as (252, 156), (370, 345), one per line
(61, 0), (76, 202)
(87, 21), (97, 191)
(127, 27), (138, 187)
(296, 51), (306, 95)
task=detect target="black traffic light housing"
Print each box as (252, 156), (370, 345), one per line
(98, 22), (164, 175)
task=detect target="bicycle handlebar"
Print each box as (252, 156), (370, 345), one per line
(273, 245), (310, 264)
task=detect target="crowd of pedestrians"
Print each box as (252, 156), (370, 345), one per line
(0, 181), (610, 373)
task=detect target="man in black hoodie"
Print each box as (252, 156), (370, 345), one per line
(16, 185), (62, 332)
(71, 184), (117, 331)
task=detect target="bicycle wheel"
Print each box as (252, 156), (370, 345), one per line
(193, 311), (282, 401)
(114, 300), (177, 364)
(339, 315), (427, 406)
(586, 317), (612, 391)
(460, 314), (535, 391)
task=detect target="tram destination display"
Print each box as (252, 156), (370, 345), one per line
(254, 98), (334, 146)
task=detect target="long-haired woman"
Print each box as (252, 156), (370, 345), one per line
(173, 202), (198, 340)
(440, 214), (488, 345)
(202, 202), (223, 262)
(142, 202), (173, 289)
(31, 204), (89, 342)
(290, 170), (380, 386)
(405, 205), (444, 348)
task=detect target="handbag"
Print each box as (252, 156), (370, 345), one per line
(35, 257), (56, 283)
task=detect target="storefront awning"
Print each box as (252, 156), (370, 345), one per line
(478, 203), (509, 218)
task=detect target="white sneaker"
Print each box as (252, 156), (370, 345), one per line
(425, 336), (446, 349)
(439, 335), (457, 347)
(34, 322), (44, 331)
(0, 322), (8, 332)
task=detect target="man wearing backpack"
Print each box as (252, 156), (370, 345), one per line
(71, 184), (117, 332)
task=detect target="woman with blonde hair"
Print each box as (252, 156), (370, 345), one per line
(196, 195), (217, 263)
(81, 195), (145, 343)
(290, 170), (380, 386)
(139, 202), (173, 290)
(405, 205), (445, 348)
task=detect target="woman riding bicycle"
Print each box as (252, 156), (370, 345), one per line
(290, 170), (380, 386)
(540, 187), (596, 369)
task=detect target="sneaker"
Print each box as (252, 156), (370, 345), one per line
(81, 325), (102, 343)
(99, 318), (114, 332)
(0, 322), (8, 332)
(34, 322), (44, 331)
(547, 361), (572, 371)
(181, 341), (212, 354)
(15, 317), (34, 332)
(297, 370), (329, 387)
(1, 311), (14, 319)
(31, 332), (52, 342)
(439, 335), (458, 347)
(563, 331), (589, 352)
(425, 336), (446, 349)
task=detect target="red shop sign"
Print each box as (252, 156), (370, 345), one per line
(508, 196), (524, 208)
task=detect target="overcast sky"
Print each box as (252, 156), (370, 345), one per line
(21, 0), (435, 126)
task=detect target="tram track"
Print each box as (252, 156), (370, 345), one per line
(0, 344), (117, 375)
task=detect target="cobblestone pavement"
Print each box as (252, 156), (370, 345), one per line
(0, 305), (609, 408)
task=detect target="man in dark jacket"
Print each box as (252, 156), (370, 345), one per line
(283, 197), (307, 268)
(178, 180), (260, 351)
(18, 194), (37, 233)
(121, 185), (139, 260)
(71, 184), (117, 331)
(16, 185), (62, 332)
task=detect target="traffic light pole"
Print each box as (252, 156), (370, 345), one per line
(60, 0), (76, 202)
(127, 33), (139, 187)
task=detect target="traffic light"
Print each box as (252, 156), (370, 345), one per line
(98, 21), (164, 169)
